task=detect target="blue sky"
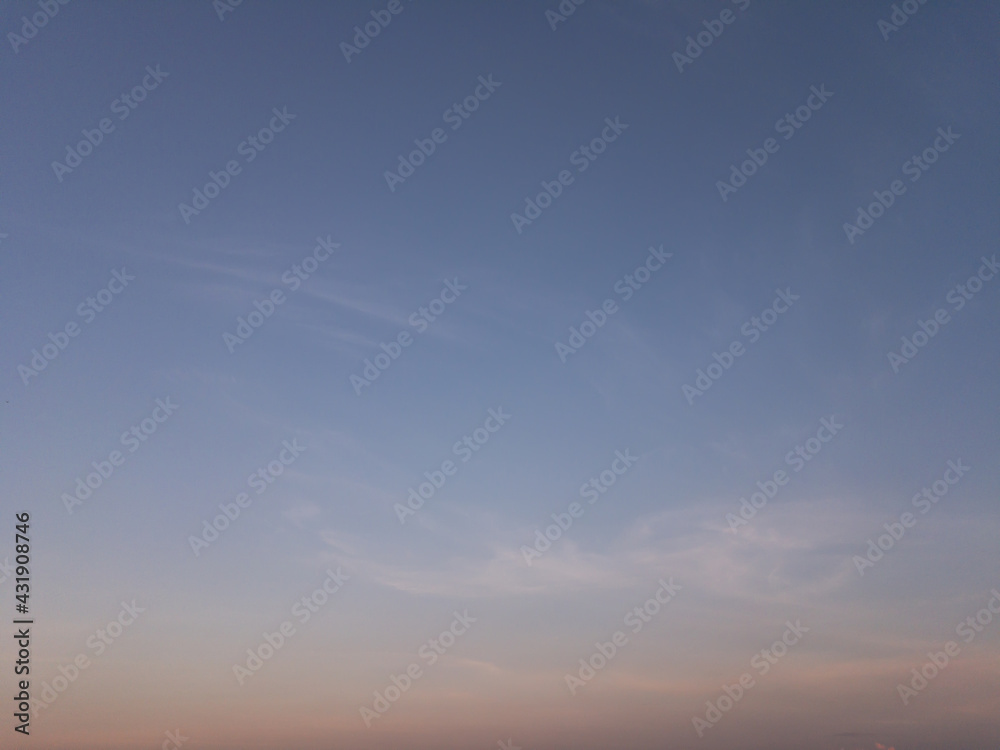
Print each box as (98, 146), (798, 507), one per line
(2, 1), (999, 748)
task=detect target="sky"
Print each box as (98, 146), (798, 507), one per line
(1, 0), (999, 748)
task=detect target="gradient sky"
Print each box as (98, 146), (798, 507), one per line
(2, 1), (999, 749)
